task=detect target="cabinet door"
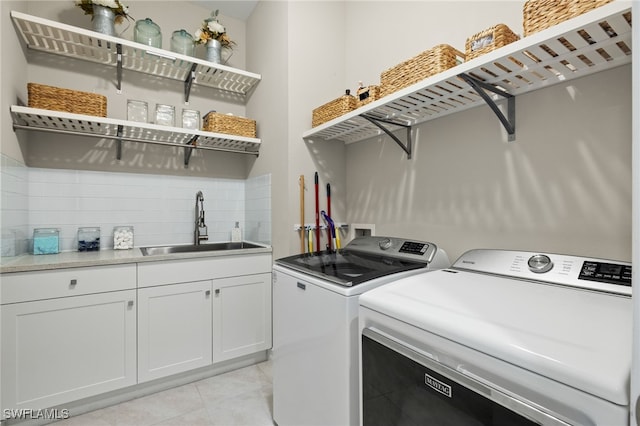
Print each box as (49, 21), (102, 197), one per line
(1, 290), (137, 410)
(138, 280), (212, 382)
(213, 273), (272, 363)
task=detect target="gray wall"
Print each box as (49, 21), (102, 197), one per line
(339, 1), (631, 262)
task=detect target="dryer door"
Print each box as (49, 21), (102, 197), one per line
(361, 329), (571, 426)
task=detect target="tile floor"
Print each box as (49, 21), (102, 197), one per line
(60, 361), (274, 426)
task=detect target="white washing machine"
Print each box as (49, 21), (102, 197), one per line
(359, 249), (632, 425)
(272, 236), (449, 426)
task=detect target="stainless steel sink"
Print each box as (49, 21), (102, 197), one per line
(140, 242), (264, 256)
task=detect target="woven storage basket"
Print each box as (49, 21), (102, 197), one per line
(312, 91), (357, 127)
(356, 85), (380, 108)
(203, 112), (256, 138)
(380, 44), (464, 98)
(523, 0), (613, 36)
(28, 83), (107, 117)
(465, 24), (520, 61)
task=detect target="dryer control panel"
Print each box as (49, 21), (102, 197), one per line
(579, 261), (632, 287)
(453, 249), (632, 296)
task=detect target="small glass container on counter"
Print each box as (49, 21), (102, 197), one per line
(2, 230), (16, 257)
(113, 226), (134, 250)
(78, 227), (101, 252)
(155, 104), (175, 127)
(33, 228), (60, 255)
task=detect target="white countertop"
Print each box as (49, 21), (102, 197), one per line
(0, 244), (272, 274)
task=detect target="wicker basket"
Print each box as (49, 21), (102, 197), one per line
(523, 0), (613, 36)
(356, 85), (380, 108)
(312, 91), (357, 127)
(465, 24), (520, 61)
(380, 44), (464, 98)
(203, 111), (256, 138)
(28, 83), (107, 117)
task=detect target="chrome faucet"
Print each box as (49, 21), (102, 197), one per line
(195, 191), (208, 245)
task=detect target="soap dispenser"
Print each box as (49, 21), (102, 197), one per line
(231, 222), (241, 242)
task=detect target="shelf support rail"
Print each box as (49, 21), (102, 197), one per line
(116, 125), (123, 160)
(360, 114), (413, 159)
(116, 43), (123, 93)
(458, 73), (515, 142)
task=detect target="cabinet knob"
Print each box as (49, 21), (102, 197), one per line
(128, 300), (134, 307)
(205, 290), (211, 296)
(70, 279), (77, 286)
(215, 289), (220, 295)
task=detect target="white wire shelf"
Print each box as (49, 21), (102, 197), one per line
(303, 1), (632, 146)
(11, 106), (261, 165)
(11, 11), (261, 101)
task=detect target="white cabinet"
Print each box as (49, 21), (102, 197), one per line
(213, 273), (272, 362)
(1, 265), (137, 411)
(137, 280), (213, 383)
(137, 253), (273, 370)
(0, 253), (272, 412)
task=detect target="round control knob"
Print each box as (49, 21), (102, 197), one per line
(379, 238), (393, 250)
(527, 254), (553, 273)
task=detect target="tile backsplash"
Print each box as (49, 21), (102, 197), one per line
(1, 156), (29, 256)
(1, 154), (271, 255)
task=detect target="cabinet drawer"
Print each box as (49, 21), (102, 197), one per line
(138, 254), (272, 287)
(1, 264), (137, 304)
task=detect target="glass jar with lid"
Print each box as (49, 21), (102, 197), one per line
(134, 18), (162, 48)
(170, 29), (195, 57)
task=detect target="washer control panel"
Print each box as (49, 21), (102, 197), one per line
(346, 236), (440, 263)
(399, 241), (430, 256)
(453, 249), (632, 295)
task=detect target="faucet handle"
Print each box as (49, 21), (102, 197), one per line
(198, 225), (208, 240)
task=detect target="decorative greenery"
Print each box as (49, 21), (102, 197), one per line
(195, 9), (235, 49)
(75, 0), (132, 24)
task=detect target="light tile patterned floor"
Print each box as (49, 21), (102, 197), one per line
(60, 361), (274, 426)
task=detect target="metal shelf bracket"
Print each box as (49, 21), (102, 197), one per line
(458, 73), (515, 141)
(184, 135), (199, 167)
(116, 43), (123, 93)
(360, 114), (413, 159)
(116, 124), (123, 160)
(184, 63), (197, 104)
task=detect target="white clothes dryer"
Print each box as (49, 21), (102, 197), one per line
(359, 249), (632, 425)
